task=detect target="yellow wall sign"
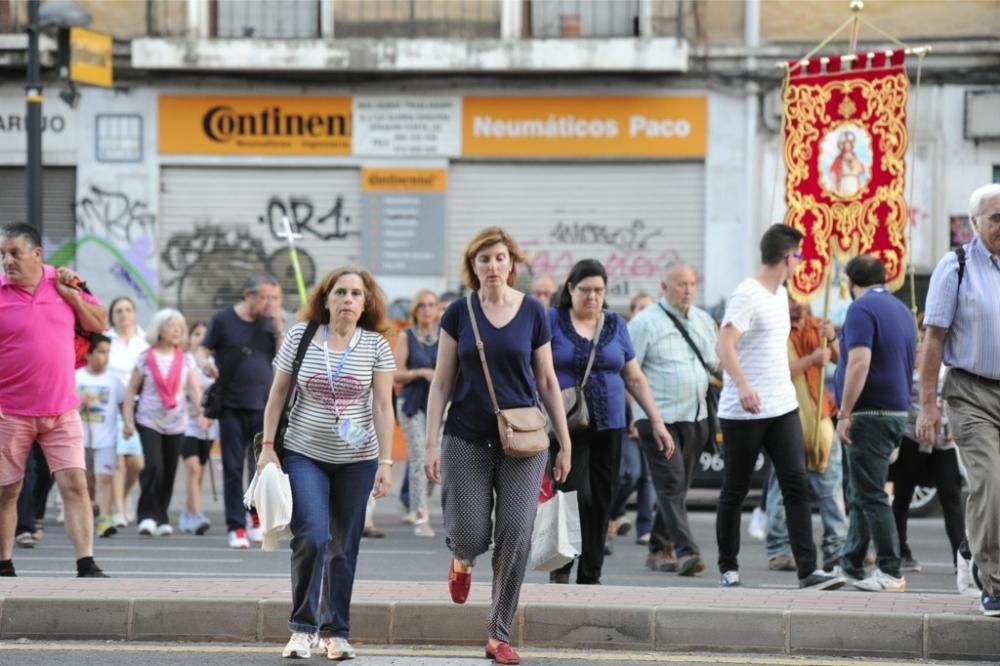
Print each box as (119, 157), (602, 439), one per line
(362, 168), (447, 193)
(159, 96), (352, 155)
(462, 96), (707, 158)
(69, 27), (112, 88)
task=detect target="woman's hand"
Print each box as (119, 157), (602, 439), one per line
(122, 421), (135, 440)
(372, 463), (393, 499)
(256, 445), (280, 472)
(552, 446), (572, 483)
(653, 420), (675, 458)
(424, 445), (441, 484)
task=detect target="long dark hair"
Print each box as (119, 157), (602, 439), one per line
(557, 259), (608, 310)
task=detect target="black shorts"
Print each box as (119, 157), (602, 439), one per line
(182, 437), (212, 466)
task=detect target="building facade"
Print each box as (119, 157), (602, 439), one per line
(0, 0), (998, 323)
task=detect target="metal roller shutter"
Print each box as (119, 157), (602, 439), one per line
(446, 162), (705, 310)
(158, 166), (361, 324)
(0, 166), (76, 255)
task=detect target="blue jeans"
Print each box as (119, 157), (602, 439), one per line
(765, 438), (847, 568)
(284, 452), (377, 638)
(840, 413), (906, 578)
(612, 433), (655, 536)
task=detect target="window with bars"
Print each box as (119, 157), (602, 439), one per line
(333, 0), (500, 39)
(529, 0), (640, 38)
(214, 0), (321, 39)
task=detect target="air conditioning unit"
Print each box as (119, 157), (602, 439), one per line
(964, 90), (1000, 142)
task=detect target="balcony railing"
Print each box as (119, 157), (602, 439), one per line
(334, 0), (501, 39)
(529, 0), (640, 38)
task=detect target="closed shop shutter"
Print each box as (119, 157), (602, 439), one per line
(158, 166), (361, 324)
(446, 162), (705, 310)
(0, 166), (76, 255)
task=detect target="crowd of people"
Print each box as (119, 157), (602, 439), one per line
(0, 181), (997, 662)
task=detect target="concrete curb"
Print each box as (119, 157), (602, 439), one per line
(1, 595), (997, 661)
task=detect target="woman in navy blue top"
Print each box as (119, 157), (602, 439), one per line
(393, 289), (440, 537)
(547, 259), (674, 585)
(424, 227), (572, 665)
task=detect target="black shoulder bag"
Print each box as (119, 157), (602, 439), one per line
(253, 321), (319, 462)
(658, 303), (722, 451)
(202, 321), (259, 419)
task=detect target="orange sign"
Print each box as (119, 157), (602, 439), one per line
(463, 96), (707, 158)
(159, 96), (352, 155)
(362, 168), (447, 193)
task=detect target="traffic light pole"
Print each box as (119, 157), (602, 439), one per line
(26, 0), (43, 236)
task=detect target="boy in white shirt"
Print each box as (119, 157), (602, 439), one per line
(76, 334), (125, 538)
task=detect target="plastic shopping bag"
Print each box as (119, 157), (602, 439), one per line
(528, 490), (582, 572)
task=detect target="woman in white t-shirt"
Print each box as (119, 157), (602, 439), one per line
(122, 309), (203, 537)
(257, 268), (396, 661)
(105, 296), (148, 527)
(181, 321), (219, 535)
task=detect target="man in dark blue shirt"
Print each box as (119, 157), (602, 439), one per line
(199, 274), (284, 549)
(835, 255), (916, 592)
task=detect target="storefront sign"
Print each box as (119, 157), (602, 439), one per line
(0, 90), (77, 161)
(462, 96), (707, 158)
(354, 96), (460, 156)
(69, 27), (113, 88)
(159, 96), (352, 155)
(361, 168), (446, 275)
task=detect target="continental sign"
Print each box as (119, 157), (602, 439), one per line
(69, 27), (113, 88)
(362, 168), (447, 193)
(462, 96), (707, 158)
(159, 96), (352, 155)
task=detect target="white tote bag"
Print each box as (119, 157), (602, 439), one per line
(528, 490), (582, 572)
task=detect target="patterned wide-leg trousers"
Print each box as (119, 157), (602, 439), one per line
(396, 398), (429, 515)
(441, 433), (547, 642)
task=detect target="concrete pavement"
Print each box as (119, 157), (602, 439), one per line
(0, 575), (996, 661)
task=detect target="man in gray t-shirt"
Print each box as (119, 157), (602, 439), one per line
(199, 274), (284, 549)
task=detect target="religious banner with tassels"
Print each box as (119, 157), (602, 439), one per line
(782, 49), (909, 301)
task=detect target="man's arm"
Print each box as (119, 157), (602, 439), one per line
(835, 346), (871, 444)
(717, 324), (760, 414)
(55, 276), (107, 332)
(916, 325), (947, 445)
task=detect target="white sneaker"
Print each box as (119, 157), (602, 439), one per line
(325, 636), (356, 660)
(957, 548), (982, 597)
(853, 568), (906, 592)
(111, 512), (128, 528)
(747, 507), (767, 541)
(156, 523), (173, 536)
(282, 631), (319, 658)
(228, 528), (250, 549)
(414, 518), (435, 537)
(137, 518), (157, 536)
(247, 526), (263, 543)
(720, 570), (741, 588)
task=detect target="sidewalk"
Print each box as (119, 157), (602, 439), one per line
(0, 577), (995, 661)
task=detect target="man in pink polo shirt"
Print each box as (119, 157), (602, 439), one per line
(1, 223), (109, 577)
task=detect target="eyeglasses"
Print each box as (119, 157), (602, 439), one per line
(787, 252), (804, 261)
(981, 212), (1000, 226)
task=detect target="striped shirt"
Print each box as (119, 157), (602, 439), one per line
(718, 279), (799, 420)
(628, 299), (719, 424)
(924, 238), (1000, 380)
(275, 322), (396, 464)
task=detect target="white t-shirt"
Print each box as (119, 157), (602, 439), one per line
(106, 328), (149, 388)
(718, 278), (799, 420)
(75, 368), (125, 449)
(275, 323), (396, 465)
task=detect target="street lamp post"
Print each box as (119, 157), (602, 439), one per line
(25, 0), (43, 236)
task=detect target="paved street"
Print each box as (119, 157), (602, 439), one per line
(0, 642), (987, 666)
(10, 461), (962, 593)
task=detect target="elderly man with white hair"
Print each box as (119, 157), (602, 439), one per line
(918, 183), (1000, 617)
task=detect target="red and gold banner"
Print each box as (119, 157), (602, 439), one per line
(783, 50), (909, 300)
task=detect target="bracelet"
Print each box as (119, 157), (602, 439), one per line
(261, 440), (275, 447)
(378, 459), (393, 466)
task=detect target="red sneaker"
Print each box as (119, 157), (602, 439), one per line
(485, 641), (520, 664)
(448, 560), (471, 605)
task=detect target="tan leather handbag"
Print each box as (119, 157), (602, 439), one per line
(466, 294), (549, 458)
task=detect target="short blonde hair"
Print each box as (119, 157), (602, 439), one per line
(145, 309), (188, 346)
(460, 227), (526, 291)
(408, 289), (438, 325)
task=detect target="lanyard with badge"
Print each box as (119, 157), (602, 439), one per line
(322, 326), (368, 449)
